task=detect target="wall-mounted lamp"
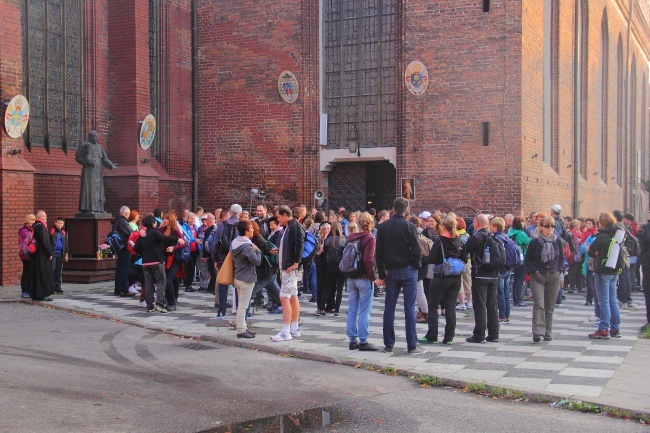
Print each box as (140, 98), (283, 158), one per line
(347, 124), (360, 157)
(531, 153), (538, 159)
(8, 148), (22, 155)
(141, 158), (150, 164)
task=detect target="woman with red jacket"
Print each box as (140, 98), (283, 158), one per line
(159, 211), (185, 311)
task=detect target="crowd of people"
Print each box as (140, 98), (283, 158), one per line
(18, 199), (650, 353)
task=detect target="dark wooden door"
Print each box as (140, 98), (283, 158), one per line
(328, 162), (367, 212)
(366, 161), (396, 211)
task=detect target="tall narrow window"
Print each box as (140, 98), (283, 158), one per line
(616, 36), (624, 186)
(579, 0), (589, 179)
(149, 0), (159, 157)
(599, 10), (608, 183)
(543, 0), (559, 171)
(323, 0), (398, 149)
(23, 0), (84, 152)
(642, 73), (647, 181)
(630, 57), (637, 187)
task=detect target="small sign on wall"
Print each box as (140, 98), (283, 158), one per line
(4, 95), (30, 138)
(278, 71), (299, 103)
(404, 61), (429, 96)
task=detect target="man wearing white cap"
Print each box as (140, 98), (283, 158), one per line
(419, 211), (431, 220)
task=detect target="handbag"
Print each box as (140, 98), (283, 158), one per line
(439, 240), (465, 277)
(216, 251), (235, 285)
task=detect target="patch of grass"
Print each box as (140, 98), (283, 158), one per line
(640, 323), (650, 339)
(506, 389), (527, 400)
(602, 406), (633, 419)
(417, 375), (444, 387)
(467, 383), (487, 393)
(489, 386), (504, 397)
(378, 367), (397, 376)
(279, 352), (296, 358)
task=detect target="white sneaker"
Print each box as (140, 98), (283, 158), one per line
(128, 285), (140, 294)
(588, 315), (600, 322)
(138, 300), (146, 308)
(271, 331), (292, 342)
(290, 329), (301, 337)
(455, 304), (466, 311)
(466, 302), (473, 309)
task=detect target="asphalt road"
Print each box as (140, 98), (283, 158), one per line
(0, 303), (644, 433)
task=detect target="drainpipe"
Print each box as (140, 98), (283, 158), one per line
(573, 0), (580, 218)
(624, 0), (633, 211)
(191, 0), (199, 208)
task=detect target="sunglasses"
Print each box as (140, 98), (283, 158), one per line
(541, 224), (554, 229)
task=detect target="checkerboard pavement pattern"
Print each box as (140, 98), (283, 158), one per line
(51, 287), (648, 399)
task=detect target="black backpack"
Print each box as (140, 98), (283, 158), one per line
(624, 230), (640, 257)
(212, 223), (238, 262)
(480, 233), (506, 272)
(339, 239), (366, 278)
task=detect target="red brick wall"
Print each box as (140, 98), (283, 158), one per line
(401, 0), (523, 216)
(196, 0), (319, 211)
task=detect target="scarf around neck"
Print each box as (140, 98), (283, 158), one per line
(35, 218), (48, 231)
(538, 233), (558, 263)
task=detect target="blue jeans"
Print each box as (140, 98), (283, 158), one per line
(511, 263), (527, 304)
(346, 278), (374, 344)
(304, 261), (317, 300)
(594, 273), (621, 332)
(383, 266), (418, 351)
(498, 269), (511, 319)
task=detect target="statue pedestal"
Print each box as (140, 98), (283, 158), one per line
(63, 215), (116, 283)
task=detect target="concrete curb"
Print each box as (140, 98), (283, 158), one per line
(19, 299), (650, 423)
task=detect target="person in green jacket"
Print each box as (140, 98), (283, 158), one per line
(509, 216), (531, 306)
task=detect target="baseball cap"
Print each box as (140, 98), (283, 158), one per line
(200, 215), (207, 220)
(419, 211), (432, 219)
(551, 204), (562, 214)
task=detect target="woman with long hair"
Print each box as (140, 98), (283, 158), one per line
(248, 220), (282, 314)
(526, 216), (565, 342)
(315, 222), (331, 315)
(420, 215), (466, 344)
(317, 221), (346, 316)
(159, 211), (185, 311)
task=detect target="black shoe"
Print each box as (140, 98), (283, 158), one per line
(185, 287), (195, 293)
(373, 289), (379, 297)
(533, 334), (541, 343)
(309, 297), (317, 303)
(584, 301), (592, 306)
(349, 341), (360, 350)
(42, 296), (53, 302)
(198, 287), (207, 291)
(544, 335), (552, 342)
(465, 336), (486, 344)
(359, 342), (379, 351)
(226, 302), (233, 308)
(54, 289), (64, 295)
(237, 330), (255, 339)
(486, 336), (499, 343)
(119, 292), (136, 297)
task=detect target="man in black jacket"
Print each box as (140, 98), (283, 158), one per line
(464, 213), (500, 343)
(113, 206), (133, 296)
(375, 197), (424, 355)
(270, 205), (305, 342)
(637, 218), (650, 327)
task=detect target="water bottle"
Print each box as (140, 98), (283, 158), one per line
(484, 246), (491, 264)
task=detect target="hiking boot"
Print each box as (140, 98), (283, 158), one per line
(609, 329), (622, 338)
(588, 329), (610, 339)
(359, 342), (379, 351)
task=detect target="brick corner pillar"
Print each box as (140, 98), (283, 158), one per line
(104, 0), (159, 215)
(0, 0), (36, 285)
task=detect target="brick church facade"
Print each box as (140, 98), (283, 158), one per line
(1, 0), (650, 284)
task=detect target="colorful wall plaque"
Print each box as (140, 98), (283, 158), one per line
(139, 114), (156, 150)
(4, 95), (30, 138)
(404, 61), (429, 96)
(278, 71), (299, 103)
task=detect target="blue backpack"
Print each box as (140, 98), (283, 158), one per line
(302, 231), (318, 262)
(503, 236), (524, 270)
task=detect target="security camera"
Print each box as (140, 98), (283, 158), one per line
(251, 188), (259, 196)
(258, 191), (266, 199)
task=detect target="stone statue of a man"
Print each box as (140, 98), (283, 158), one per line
(75, 131), (118, 214)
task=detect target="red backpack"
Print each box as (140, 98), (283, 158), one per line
(127, 230), (141, 256)
(19, 230), (37, 260)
